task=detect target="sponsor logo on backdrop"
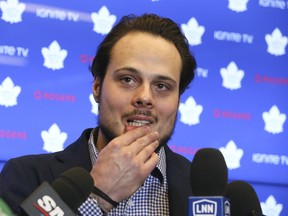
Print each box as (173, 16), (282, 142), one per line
(252, 153), (288, 166)
(220, 61), (245, 90)
(261, 195), (283, 216)
(0, 77), (21, 107)
(214, 31), (253, 44)
(265, 28), (288, 56)
(228, 0), (250, 12)
(181, 17), (205, 46)
(0, 45), (29, 66)
(255, 73), (288, 85)
(33, 90), (76, 102)
(36, 8), (80, 22)
(89, 93), (98, 115)
(169, 144), (199, 156)
(0, 0), (25, 23)
(179, 96), (203, 126)
(213, 109), (252, 120)
(0, 130), (27, 139)
(259, 0), (287, 9)
(41, 123), (67, 153)
(220, 140), (243, 169)
(91, 6), (116, 35)
(262, 105), (286, 134)
(41, 40), (68, 70)
(79, 54), (94, 64)
(0, 45), (29, 57)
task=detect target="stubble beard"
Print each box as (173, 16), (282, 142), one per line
(97, 103), (178, 151)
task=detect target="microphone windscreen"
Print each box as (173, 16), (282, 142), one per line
(51, 167), (94, 212)
(225, 180), (263, 216)
(190, 148), (228, 196)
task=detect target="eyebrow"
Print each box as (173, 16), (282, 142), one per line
(114, 67), (178, 85)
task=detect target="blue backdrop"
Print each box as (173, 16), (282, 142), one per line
(0, 0), (287, 215)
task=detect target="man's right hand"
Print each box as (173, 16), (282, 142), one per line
(90, 126), (159, 211)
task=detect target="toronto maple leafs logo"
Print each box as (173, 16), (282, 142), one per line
(228, 0), (250, 12)
(179, 96), (203, 126)
(41, 40), (68, 70)
(265, 28), (288, 56)
(89, 93), (98, 115)
(220, 140), (243, 169)
(0, 0), (25, 23)
(181, 17), (205, 46)
(0, 76), (21, 107)
(41, 123), (68, 153)
(220, 61), (245, 90)
(262, 105), (286, 134)
(91, 6), (116, 35)
(261, 195), (283, 216)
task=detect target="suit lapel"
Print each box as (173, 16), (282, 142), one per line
(49, 129), (93, 180)
(165, 146), (192, 216)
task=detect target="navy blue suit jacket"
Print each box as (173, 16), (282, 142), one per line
(0, 128), (192, 215)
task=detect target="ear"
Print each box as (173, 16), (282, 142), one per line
(92, 77), (101, 103)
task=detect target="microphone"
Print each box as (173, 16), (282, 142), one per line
(20, 167), (94, 216)
(0, 198), (13, 216)
(225, 180), (265, 216)
(188, 148), (230, 216)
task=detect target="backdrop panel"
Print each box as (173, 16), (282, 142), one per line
(1, 0), (287, 215)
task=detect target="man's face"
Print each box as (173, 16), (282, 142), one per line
(93, 32), (182, 147)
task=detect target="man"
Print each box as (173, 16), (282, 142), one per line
(0, 14), (196, 215)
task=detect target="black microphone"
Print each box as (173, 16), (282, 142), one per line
(188, 148), (230, 216)
(225, 180), (265, 216)
(20, 167), (94, 216)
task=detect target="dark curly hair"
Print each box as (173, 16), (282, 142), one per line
(90, 14), (197, 95)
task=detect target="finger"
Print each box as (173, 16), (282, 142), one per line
(115, 126), (151, 147)
(136, 139), (159, 162)
(130, 131), (159, 155)
(142, 152), (159, 174)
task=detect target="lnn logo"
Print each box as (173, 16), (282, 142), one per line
(193, 199), (217, 216)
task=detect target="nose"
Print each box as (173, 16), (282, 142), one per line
(132, 83), (153, 109)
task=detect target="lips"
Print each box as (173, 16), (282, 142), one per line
(127, 119), (151, 127)
(125, 116), (154, 131)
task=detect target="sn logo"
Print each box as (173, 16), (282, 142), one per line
(36, 195), (64, 216)
(193, 199), (217, 216)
